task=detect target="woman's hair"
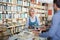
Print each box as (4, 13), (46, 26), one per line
(29, 8), (35, 16)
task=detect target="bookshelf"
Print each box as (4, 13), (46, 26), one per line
(0, 0), (53, 35)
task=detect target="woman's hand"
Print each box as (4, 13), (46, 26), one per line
(32, 30), (40, 36)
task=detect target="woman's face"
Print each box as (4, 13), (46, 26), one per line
(30, 10), (35, 17)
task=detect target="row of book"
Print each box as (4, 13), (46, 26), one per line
(0, 4), (22, 11)
(0, 11), (28, 20)
(0, 0), (30, 6)
(0, 0), (12, 3)
(35, 9), (47, 13)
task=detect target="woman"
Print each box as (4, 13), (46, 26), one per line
(26, 8), (40, 29)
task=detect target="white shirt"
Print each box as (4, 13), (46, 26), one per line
(25, 16), (40, 28)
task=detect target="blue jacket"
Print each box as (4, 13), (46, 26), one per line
(39, 10), (60, 40)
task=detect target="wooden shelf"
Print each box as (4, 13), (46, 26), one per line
(6, 19), (12, 20)
(7, 26), (13, 28)
(23, 5), (29, 8)
(23, 0), (30, 3)
(0, 2), (12, 5)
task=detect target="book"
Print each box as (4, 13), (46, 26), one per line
(3, 0), (12, 3)
(8, 13), (12, 19)
(22, 7), (27, 12)
(26, 8), (28, 12)
(27, 2), (29, 6)
(17, 6), (21, 11)
(39, 10), (47, 13)
(0, 4), (2, 10)
(30, 3), (34, 7)
(3, 0), (7, 2)
(11, 6), (16, 11)
(7, 6), (11, 11)
(0, 13), (2, 20)
(14, 14), (19, 18)
(20, 13), (28, 18)
(6, 14), (8, 19)
(23, 1), (29, 6)
(12, 13), (15, 18)
(2, 14), (6, 19)
(18, 14), (20, 18)
(20, 13), (25, 18)
(3, 4), (7, 11)
(17, 0), (22, 5)
(25, 13), (28, 18)
(36, 14), (40, 17)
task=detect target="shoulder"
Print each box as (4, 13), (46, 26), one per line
(53, 13), (60, 21)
